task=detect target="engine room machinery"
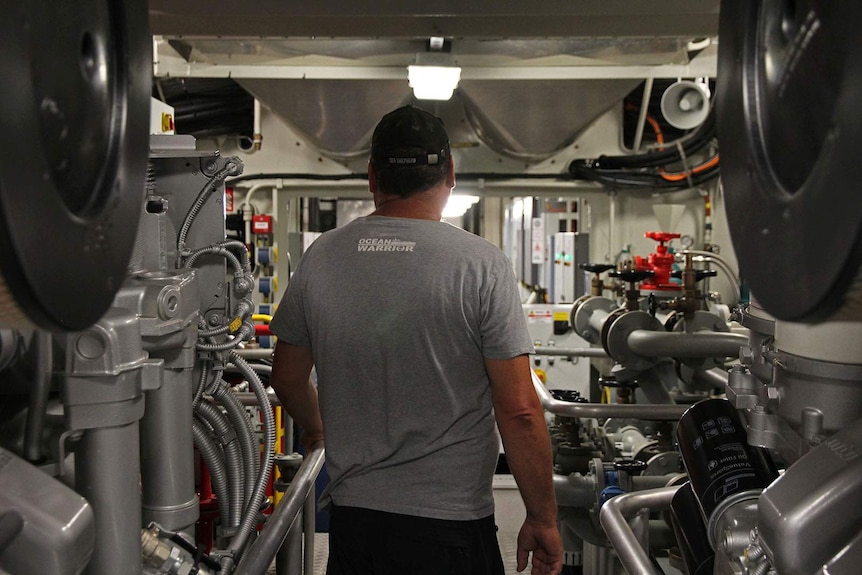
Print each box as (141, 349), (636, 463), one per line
(539, 2), (862, 574)
(2, 1), (862, 574)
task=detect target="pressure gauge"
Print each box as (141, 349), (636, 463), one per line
(680, 234), (695, 249)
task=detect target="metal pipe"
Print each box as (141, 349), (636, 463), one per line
(233, 348), (275, 361)
(532, 371), (687, 420)
(77, 423), (143, 575)
(692, 367), (729, 389)
(226, 362), (273, 376)
(233, 390), (282, 407)
(276, 505), (303, 575)
(23, 331), (51, 462)
(533, 347), (609, 358)
(609, 191), (616, 261)
(677, 250), (742, 306)
(589, 308), (612, 335)
(235, 365), (666, 428)
(598, 486), (680, 575)
(141, 368), (199, 534)
(233, 447), (326, 575)
(627, 330), (747, 358)
(303, 482), (316, 575)
(553, 473), (596, 508)
(632, 77), (655, 153)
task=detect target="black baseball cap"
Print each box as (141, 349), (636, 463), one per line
(371, 105), (450, 167)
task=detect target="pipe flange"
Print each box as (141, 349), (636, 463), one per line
(571, 295), (616, 345)
(600, 308), (628, 355)
(605, 311), (663, 372)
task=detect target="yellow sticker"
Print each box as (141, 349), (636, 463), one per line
(229, 316), (243, 333)
(553, 311), (569, 322)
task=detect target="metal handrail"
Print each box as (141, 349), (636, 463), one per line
(233, 447), (326, 575)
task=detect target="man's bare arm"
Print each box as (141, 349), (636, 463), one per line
(271, 341), (324, 450)
(486, 354), (562, 575)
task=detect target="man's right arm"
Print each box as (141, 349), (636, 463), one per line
(271, 341), (324, 451)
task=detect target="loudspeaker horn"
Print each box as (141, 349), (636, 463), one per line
(660, 80), (711, 130)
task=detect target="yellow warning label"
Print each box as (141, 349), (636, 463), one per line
(553, 311), (569, 322)
(229, 316), (243, 332)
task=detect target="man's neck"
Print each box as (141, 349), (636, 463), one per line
(371, 188), (447, 221)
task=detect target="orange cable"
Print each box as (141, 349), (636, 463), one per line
(659, 154), (720, 182)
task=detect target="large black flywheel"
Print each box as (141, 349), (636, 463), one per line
(717, 0), (862, 321)
(0, 1), (151, 330)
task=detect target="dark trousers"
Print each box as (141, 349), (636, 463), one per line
(326, 506), (506, 575)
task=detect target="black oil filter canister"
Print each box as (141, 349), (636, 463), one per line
(676, 398), (777, 546)
(669, 482), (714, 575)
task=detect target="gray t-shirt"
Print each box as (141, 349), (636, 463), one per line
(270, 215), (533, 520)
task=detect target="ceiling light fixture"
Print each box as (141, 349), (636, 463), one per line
(408, 41), (461, 101)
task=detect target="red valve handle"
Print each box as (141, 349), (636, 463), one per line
(645, 231), (681, 244)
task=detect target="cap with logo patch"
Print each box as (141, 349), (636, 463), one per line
(371, 105), (450, 167)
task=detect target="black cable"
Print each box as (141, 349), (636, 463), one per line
(589, 113), (717, 170)
(226, 172), (572, 186)
(568, 163), (720, 191)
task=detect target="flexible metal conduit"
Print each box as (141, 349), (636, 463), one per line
(234, 447), (326, 575)
(192, 419), (232, 523)
(532, 371), (688, 420)
(222, 351), (276, 570)
(626, 330), (747, 358)
(196, 401), (245, 527)
(178, 162), (239, 253)
(598, 486), (680, 575)
(212, 379), (260, 508)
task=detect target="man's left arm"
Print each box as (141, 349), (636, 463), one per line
(487, 354), (562, 575)
(271, 341), (324, 451)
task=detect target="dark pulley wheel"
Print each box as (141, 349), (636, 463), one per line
(716, 0), (862, 321)
(0, 1), (151, 330)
